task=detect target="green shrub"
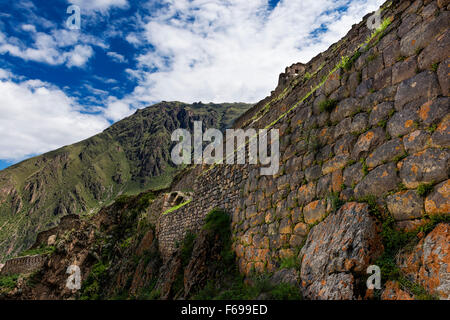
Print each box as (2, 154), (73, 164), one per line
(279, 256), (300, 269)
(431, 63), (439, 72)
(417, 214), (450, 235)
(270, 283), (302, 300)
(303, 72), (312, 82)
(203, 208), (231, 238)
(19, 245), (55, 257)
(180, 232), (197, 267)
(79, 261), (109, 300)
(0, 274), (19, 290)
(319, 99), (338, 113)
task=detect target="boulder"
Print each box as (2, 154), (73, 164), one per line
(299, 202), (383, 299)
(397, 223), (450, 300)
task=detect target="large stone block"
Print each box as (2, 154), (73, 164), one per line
(431, 114), (450, 148)
(437, 58), (449, 96)
(300, 202), (383, 300)
(403, 130), (431, 154)
(303, 200), (327, 224)
(418, 98), (449, 127)
(392, 56), (417, 85)
(343, 162), (364, 187)
(354, 163), (400, 197)
(399, 148), (449, 188)
(425, 180), (450, 215)
(297, 182), (316, 205)
(387, 104), (420, 137)
(397, 223), (450, 300)
(366, 139), (405, 168)
(386, 190), (424, 221)
(418, 29), (450, 70)
(350, 113), (368, 134)
(322, 155), (349, 175)
(368, 102), (394, 127)
(334, 134), (357, 156)
(356, 79), (374, 99)
(394, 71), (441, 110)
(400, 11), (449, 57)
(351, 127), (386, 160)
(330, 98), (360, 123)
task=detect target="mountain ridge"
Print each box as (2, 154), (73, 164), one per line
(0, 101), (252, 261)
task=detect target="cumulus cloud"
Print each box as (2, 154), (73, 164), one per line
(0, 26), (100, 68)
(121, 0), (384, 105)
(104, 97), (134, 122)
(0, 70), (109, 160)
(0, 0), (387, 162)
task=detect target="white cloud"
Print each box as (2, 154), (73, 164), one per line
(0, 71), (109, 161)
(107, 51), (128, 63)
(104, 98), (134, 122)
(0, 26), (100, 68)
(121, 0), (384, 105)
(66, 44), (94, 67)
(68, 0), (128, 12)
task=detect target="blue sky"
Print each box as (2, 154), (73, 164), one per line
(0, 0), (384, 170)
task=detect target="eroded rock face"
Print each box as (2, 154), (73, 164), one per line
(381, 281), (414, 300)
(299, 202), (383, 300)
(397, 223), (450, 300)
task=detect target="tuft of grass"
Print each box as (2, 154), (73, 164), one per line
(426, 124), (437, 134)
(319, 99), (338, 113)
(339, 55), (351, 71)
(431, 63), (439, 72)
(279, 256), (300, 269)
(416, 183), (434, 197)
(303, 72), (312, 82)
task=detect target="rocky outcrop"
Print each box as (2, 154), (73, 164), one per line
(299, 203), (383, 299)
(397, 223), (450, 300)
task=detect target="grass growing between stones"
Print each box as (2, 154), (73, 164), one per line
(18, 245), (55, 257)
(416, 182), (434, 197)
(319, 99), (338, 113)
(279, 256), (300, 270)
(162, 199), (192, 215)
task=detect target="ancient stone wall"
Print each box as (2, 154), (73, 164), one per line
(0, 255), (46, 276)
(31, 214), (80, 249)
(156, 0), (450, 275)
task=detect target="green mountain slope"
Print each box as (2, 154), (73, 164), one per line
(0, 101), (251, 261)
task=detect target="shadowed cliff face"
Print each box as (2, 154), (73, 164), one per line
(0, 102), (251, 261)
(1, 0), (449, 301)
